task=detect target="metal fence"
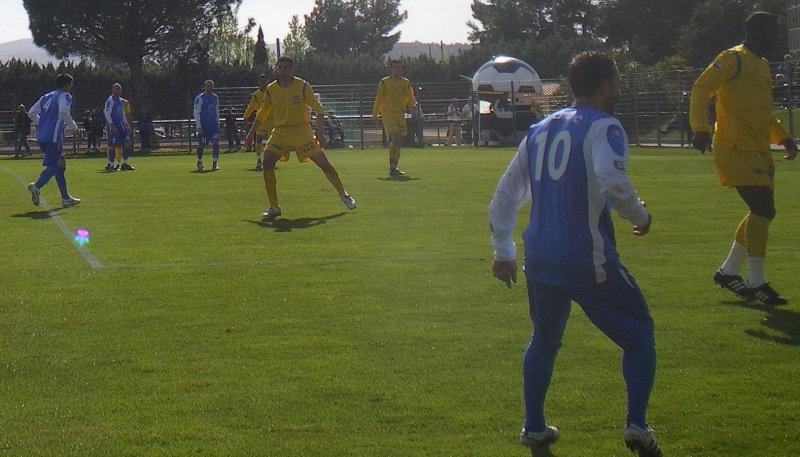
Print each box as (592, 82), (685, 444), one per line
(3, 63), (800, 153)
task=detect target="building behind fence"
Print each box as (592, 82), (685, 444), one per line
(2, 63), (799, 153)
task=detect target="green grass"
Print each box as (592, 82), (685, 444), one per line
(1, 147), (799, 456)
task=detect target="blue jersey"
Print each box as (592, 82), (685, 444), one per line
(522, 106), (632, 286)
(31, 89), (73, 145)
(193, 91), (219, 134)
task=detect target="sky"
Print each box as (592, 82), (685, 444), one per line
(0, 0), (475, 45)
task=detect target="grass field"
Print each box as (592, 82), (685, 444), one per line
(1, 146), (799, 456)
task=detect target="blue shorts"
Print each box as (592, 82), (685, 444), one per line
(107, 122), (131, 146)
(524, 265), (654, 350)
(199, 125), (219, 146)
(37, 141), (64, 167)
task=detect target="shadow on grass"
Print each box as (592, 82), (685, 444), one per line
(528, 443), (558, 457)
(725, 300), (800, 346)
(12, 209), (64, 219)
(376, 176), (420, 182)
(247, 212), (346, 232)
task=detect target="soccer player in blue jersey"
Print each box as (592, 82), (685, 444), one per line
(103, 83), (135, 171)
(489, 52), (661, 457)
(193, 79), (221, 171)
(26, 73), (81, 208)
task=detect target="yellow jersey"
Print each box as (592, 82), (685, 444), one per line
(690, 44), (789, 151)
(255, 77), (323, 127)
(372, 76), (416, 116)
(243, 87), (268, 120)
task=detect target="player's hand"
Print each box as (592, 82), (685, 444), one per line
(780, 138), (798, 161)
(633, 202), (652, 236)
(244, 130), (254, 149)
(492, 260), (518, 289)
(692, 131), (712, 154)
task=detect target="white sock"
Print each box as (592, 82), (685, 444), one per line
(746, 257), (766, 288)
(719, 241), (747, 276)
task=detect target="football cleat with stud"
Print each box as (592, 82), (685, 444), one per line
(197, 161), (204, 170)
(261, 206), (281, 219)
(120, 163), (135, 171)
(750, 282), (788, 305)
(212, 161), (219, 171)
(105, 163), (116, 172)
(255, 160), (263, 171)
(28, 183), (40, 206)
(389, 166), (406, 177)
(341, 194), (356, 210)
(713, 270), (753, 299)
(62, 196), (81, 208)
(623, 424), (662, 457)
(519, 426), (559, 447)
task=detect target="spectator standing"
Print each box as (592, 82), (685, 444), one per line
(445, 98), (462, 146)
(138, 106), (153, 152)
(224, 108), (241, 152)
(13, 104), (32, 157)
(88, 106), (105, 154)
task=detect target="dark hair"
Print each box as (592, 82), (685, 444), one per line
(55, 73), (73, 89)
(389, 58), (401, 66)
(277, 56), (293, 67)
(258, 73), (268, 79)
(567, 52), (616, 98)
(746, 11), (778, 35)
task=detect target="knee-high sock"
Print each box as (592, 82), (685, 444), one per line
(745, 213), (770, 258)
(257, 149), (263, 161)
(745, 213), (771, 286)
(324, 167), (346, 196)
(114, 147), (122, 163)
(107, 148), (115, 164)
(35, 165), (58, 190)
(263, 170), (278, 207)
(54, 168), (69, 200)
(622, 336), (657, 429)
(389, 142), (400, 167)
(212, 144), (219, 160)
(522, 336), (558, 432)
(196, 147), (203, 161)
(122, 146), (131, 161)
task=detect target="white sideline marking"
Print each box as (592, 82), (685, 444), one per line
(2, 166), (104, 269)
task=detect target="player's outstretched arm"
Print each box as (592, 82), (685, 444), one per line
(780, 138), (798, 161)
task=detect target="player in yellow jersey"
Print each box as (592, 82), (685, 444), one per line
(243, 74), (274, 170)
(690, 11), (797, 305)
(244, 56), (356, 219)
(372, 59), (417, 177)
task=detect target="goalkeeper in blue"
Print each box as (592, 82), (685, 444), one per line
(27, 73), (81, 208)
(488, 52), (662, 457)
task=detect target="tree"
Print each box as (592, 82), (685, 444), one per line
(282, 15), (311, 62)
(304, 0), (407, 56)
(596, 0), (704, 65)
(253, 26), (269, 68)
(208, 4), (256, 66)
(468, 0), (598, 45)
(24, 0), (239, 107)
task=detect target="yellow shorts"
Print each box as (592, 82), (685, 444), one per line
(265, 124), (322, 163)
(381, 111), (407, 136)
(713, 145), (775, 189)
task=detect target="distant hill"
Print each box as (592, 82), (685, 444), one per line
(0, 38), (470, 65)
